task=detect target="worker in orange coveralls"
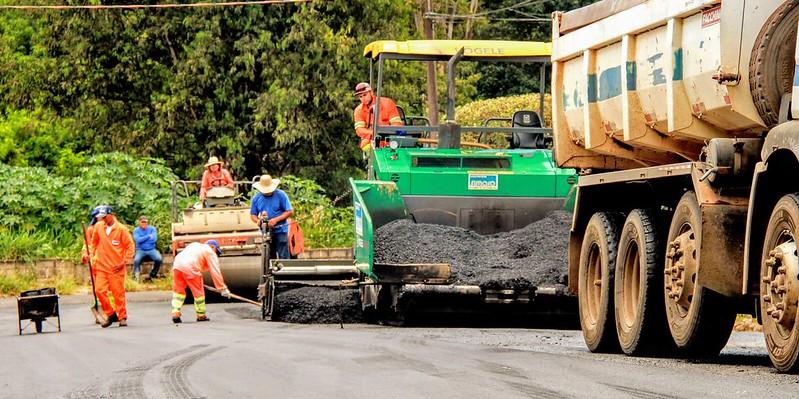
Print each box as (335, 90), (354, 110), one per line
(353, 82), (403, 151)
(82, 205), (111, 324)
(171, 240), (230, 323)
(89, 206), (134, 328)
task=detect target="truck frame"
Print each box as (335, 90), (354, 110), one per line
(552, 0), (799, 372)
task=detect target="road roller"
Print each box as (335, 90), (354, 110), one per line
(170, 180), (357, 301)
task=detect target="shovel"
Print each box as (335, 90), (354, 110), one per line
(81, 223), (105, 324)
(204, 284), (261, 307)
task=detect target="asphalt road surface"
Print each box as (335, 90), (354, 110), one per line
(1, 294), (797, 398)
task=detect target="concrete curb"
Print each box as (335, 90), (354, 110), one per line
(0, 290), (171, 309)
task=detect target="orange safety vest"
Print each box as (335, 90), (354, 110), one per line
(353, 97), (403, 150)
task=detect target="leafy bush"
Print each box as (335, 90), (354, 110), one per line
(278, 176), (353, 248)
(0, 152), (177, 259)
(456, 94), (552, 147)
(456, 93), (552, 126)
(0, 229), (80, 262)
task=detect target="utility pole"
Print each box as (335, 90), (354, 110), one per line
(423, 0), (439, 130)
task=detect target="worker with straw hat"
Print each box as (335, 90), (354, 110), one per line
(249, 174), (294, 260)
(199, 155), (234, 201)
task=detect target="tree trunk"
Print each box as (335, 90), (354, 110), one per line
(464, 0), (478, 40)
(423, 0), (439, 129)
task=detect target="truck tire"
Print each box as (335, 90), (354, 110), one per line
(664, 192), (736, 357)
(579, 212), (624, 353)
(750, 1), (799, 126)
(614, 209), (672, 356)
(760, 194), (799, 372)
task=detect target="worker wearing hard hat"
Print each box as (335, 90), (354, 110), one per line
(82, 205), (110, 324)
(81, 205), (106, 266)
(199, 156), (235, 201)
(171, 240), (230, 323)
(89, 206), (134, 328)
(353, 82), (404, 151)
(249, 174), (294, 259)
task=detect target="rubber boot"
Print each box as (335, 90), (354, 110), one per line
(101, 313), (118, 328)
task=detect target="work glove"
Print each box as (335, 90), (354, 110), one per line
(220, 288), (231, 298)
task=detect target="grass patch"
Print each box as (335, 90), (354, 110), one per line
(0, 272), (81, 296)
(0, 272), (37, 295)
(125, 274), (173, 292)
(1, 271), (172, 297)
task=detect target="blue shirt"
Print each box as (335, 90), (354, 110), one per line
(133, 225), (158, 251)
(250, 189), (293, 234)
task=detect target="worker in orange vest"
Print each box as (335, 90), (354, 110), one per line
(90, 206), (135, 328)
(171, 240), (230, 323)
(353, 82), (403, 151)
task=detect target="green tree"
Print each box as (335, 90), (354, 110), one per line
(0, 0), (423, 195)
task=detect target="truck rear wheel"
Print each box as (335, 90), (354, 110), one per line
(578, 212), (623, 353)
(614, 209), (672, 356)
(760, 194), (799, 372)
(664, 192), (735, 357)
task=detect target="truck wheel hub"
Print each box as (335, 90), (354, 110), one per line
(665, 231), (696, 314)
(763, 241), (799, 332)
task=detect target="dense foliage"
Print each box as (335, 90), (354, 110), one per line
(0, 0), (424, 194)
(0, 152), (177, 260)
(0, 0), (597, 261)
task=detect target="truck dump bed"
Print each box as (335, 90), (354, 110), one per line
(552, 0), (792, 170)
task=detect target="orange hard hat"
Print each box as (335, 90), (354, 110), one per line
(354, 82), (372, 96)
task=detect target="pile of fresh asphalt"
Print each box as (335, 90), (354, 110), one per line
(252, 211), (570, 324)
(271, 287), (364, 324)
(374, 211), (571, 291)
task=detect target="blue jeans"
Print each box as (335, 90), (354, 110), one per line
(270, 233), (290, 260)
(133, 249), (163, 277)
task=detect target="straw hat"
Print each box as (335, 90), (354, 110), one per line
(253, 174), (280, 194)
(204, 156), (223, 168)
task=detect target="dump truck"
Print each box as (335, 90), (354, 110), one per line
(349, 40), (579, 323)
(552, 0), (799, 372)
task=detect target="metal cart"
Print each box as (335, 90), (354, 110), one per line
(17, 287), (61, 335)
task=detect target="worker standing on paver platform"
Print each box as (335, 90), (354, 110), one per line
(171, 240), (230, 323)
(89, 206), (134, 328)
(199, 156), (235, 202)
(353, 82), (403, 151)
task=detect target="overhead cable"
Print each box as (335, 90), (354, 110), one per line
(0, 0), (310, 10)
